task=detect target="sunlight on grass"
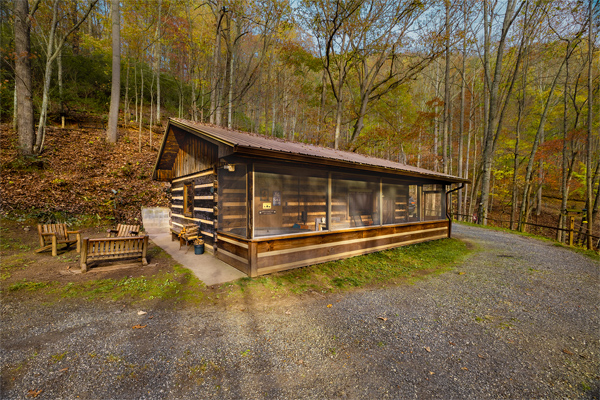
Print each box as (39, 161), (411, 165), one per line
(225, 238), (470, 298)
(3, 239), (471, 305)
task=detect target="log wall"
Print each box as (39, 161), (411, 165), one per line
(171, 169), (217, 251)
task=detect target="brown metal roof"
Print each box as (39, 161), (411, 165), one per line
(166, 118), (469, 184)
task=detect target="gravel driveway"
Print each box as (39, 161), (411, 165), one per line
(2, 224), (599, 399)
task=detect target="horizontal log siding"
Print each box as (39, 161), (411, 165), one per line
(216, 233), (250, 275)
(215, 220), (448, 277)
(254, 220), (448, 274)
(171, 170), (217, 248)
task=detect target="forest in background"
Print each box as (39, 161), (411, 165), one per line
(1, 0), (599, 248)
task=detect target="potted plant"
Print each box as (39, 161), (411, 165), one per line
(193, 238), (205, 255)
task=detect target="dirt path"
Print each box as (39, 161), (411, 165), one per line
(1, 224), (599, 399)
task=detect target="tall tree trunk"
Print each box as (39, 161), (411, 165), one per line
(107, 0), (120, 143)
(210, 2), (223, 125)
(442, 0), (451, 174)
(12, 87), (17, 131)
(478, 0), (522, 224)
(457, 5), (467, 219)
(153, 0), (162, 124)
(124, 56), (130, 125)
(585, 0), (594, 249)
(519, 59), (565, 230)
(56, 37), (64, 128)
(134, 64), (138, 123)
(34, 0), (59, 154)
(138, 66), (144, 152)
(14, 0), (35, 155)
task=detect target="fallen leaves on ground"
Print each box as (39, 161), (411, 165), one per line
(27, 389), (42, 398)
(137, 311), (147, 315)
(424, 347), (431, 352)
(132, 324), (147, 329)
(378, 317), (387, 321)
(327, 304), (332, 308)
(0, 123), (169, 222)
(562, 348), (574, 355)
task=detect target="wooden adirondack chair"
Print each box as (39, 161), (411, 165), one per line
(107, 224), (140, 238)
(36, 224), (81, 256)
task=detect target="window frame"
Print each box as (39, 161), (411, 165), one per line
(183, 182), (194, 217)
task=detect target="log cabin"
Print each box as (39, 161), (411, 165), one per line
(152, 118), (469, 277)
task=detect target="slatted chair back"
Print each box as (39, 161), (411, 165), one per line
(80, 236), (149, 272)
(108, 224), (140, 237)
(38, 223), (69, 245)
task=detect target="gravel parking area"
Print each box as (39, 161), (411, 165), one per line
(1, 223), (599, 399)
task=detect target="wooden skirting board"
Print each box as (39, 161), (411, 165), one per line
(216, 220), (449, 277)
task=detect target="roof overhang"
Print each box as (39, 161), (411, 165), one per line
(153, 119), (470, 184)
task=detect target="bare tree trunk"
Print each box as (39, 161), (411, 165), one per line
(153, 0), (162, 124)
(210, 2), (223, 125)
(56, 37), (64, 128)
(149, 71), (154, 147)
(585, 0), (594, 249)
(12, 87), (17, 131)
(134, 64), (138, 123)
(14, 0), (35, 155)
(124, 56), (130, 125)
(442, 0), (451, 174)
(536, 133), (544, 216)
(138, 65), (144, 152)
(106, 0), (120, 143)
(478, 0), (523, 224)
(34, 0), (59, 153)
(34, 0), (98, 153)
(519, 59), (565, 230)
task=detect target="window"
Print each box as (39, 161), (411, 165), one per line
(331, 173), (379, 230)
(423, 184), (445, 220)
(218, 164), (247, 237)
(254, 164), (328, 237)
(381, 181), (420, 225)
(184, 183), (194, 216)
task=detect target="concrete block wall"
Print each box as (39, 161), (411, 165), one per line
(141, 207), (171, 234)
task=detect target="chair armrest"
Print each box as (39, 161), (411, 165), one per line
(41, 232), (57, 236)
(67, 230), (81, 234)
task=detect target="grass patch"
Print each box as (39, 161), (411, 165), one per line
(8, 279), (54, 292)
(226, 238), (470, 298)
(56, 265), (205, 303)
(3, 236), (471, 307)
(3, 265), (205, 304)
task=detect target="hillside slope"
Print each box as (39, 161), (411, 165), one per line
(0, 117), (170, 223)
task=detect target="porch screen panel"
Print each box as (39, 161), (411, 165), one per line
(218, 165), (247, 237)
(332, 173), (380, 230)
(254, 165), (327, 237)
(423, 184), (445, 221)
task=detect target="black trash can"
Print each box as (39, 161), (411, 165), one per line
(194, 243), (204, 255)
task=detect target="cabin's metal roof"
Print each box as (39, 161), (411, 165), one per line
(163, 118), (468, 184)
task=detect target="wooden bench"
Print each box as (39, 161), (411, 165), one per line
(107, 224), (140, 237)
(80, 236), (149, 272)
(35, 224), (81, 256)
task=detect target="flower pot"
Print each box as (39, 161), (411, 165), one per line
(194, 243), (204, 255)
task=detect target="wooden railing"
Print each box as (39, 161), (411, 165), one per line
(452, 213), (599, 250)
